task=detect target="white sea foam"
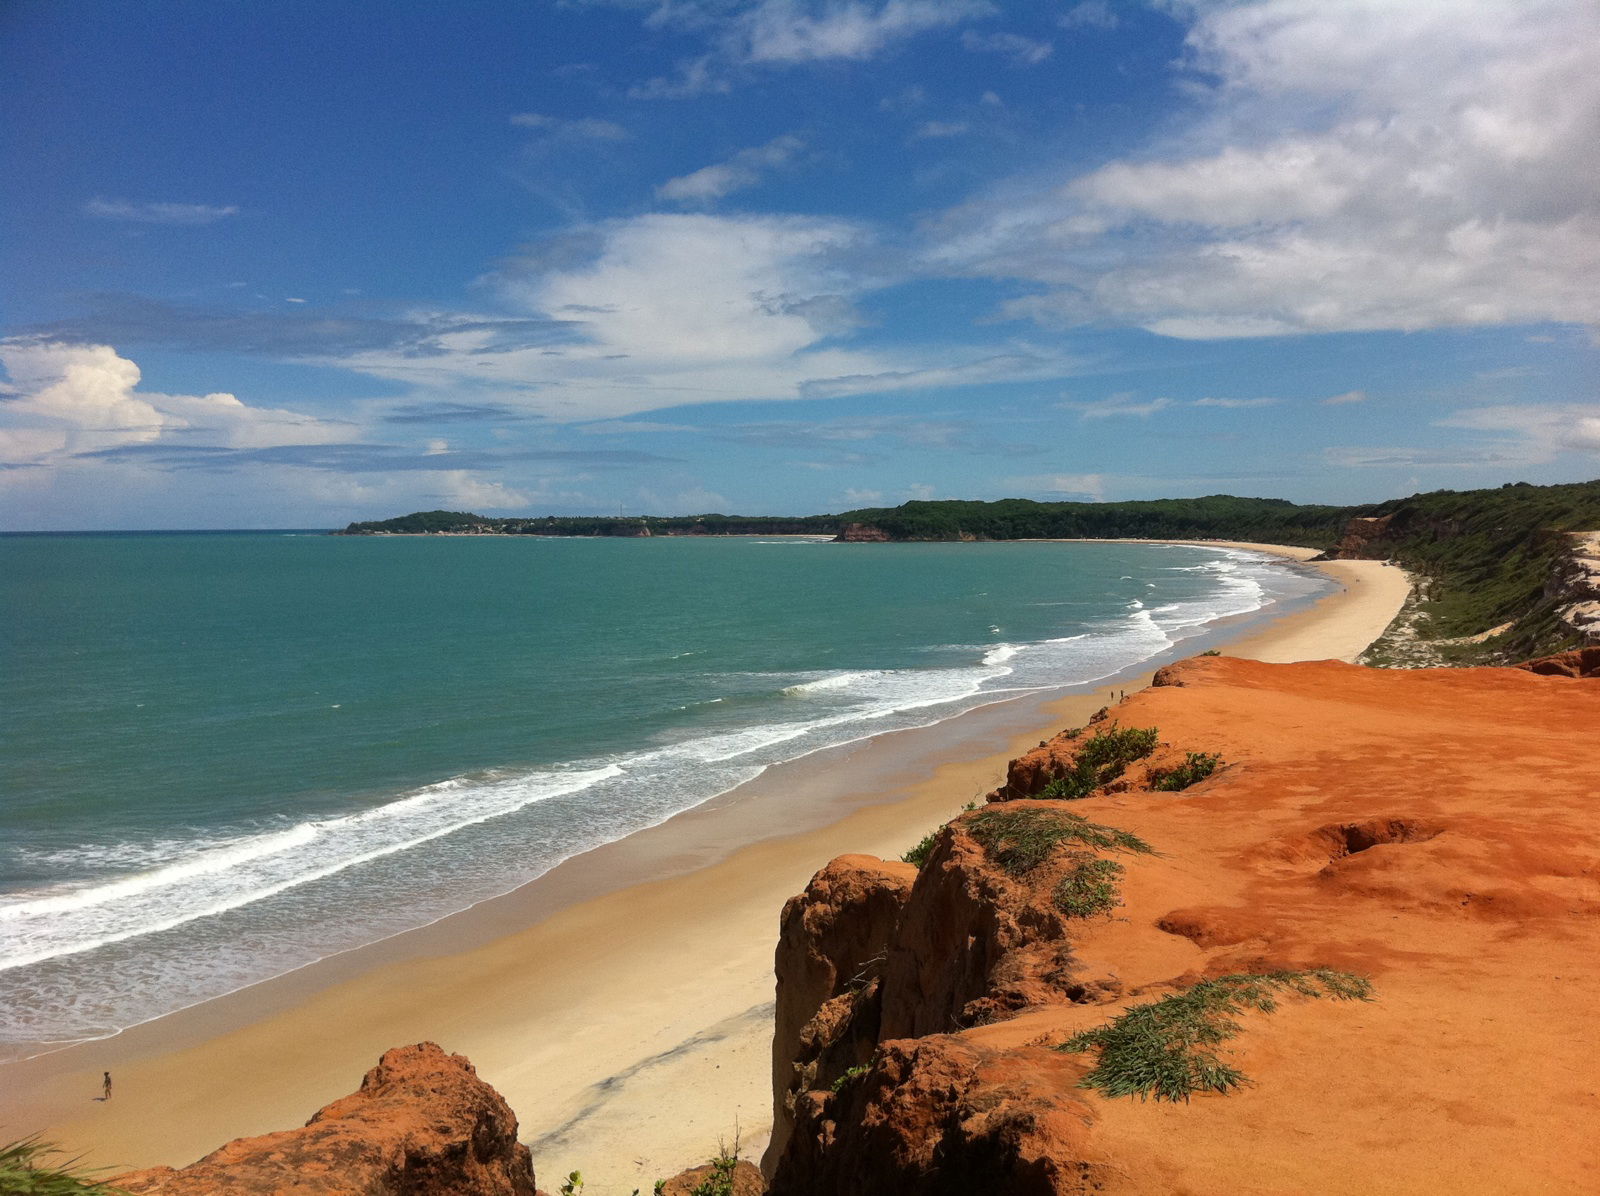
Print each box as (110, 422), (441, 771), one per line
(781, 671), (878, 696)
(0, 763), (622, 971)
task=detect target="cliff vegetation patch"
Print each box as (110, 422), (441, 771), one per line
(1036, 725), (1160, 799)
(900, 831), (938, 868)
(968, 807), (1155, 874)
(1058, 969), (1374, 1102)
(1150, 751), (1223, 792)
(1053, 855), (1127, 918)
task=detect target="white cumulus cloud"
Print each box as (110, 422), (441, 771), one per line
(0, 339), (352, 468)
(932, 0), (1600, 338)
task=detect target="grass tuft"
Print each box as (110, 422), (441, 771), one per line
(1035, 725), (1160, 799)
(1150, 751), (1223, 792)
(1053, 855), (1125, 918)
(0, 1139), (123, 1194)
(968, 807), (1155, 875)
(1057, 969), (1374, 1102)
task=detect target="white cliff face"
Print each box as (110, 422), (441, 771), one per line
(1552, 531), (1600, 644)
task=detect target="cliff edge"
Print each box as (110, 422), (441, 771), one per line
(764, 656), (1600, 1194)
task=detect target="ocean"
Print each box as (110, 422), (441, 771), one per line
(0, 532), (1328, 1060)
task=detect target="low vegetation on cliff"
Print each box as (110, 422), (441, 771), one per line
(1034, 724), (1160, 799)
(967, 806), (1155, 873)
(1150, 751), (1223, 791)
(1059, 969), (1374, 1102)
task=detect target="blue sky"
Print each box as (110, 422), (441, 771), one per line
(2, 0), (1596, 529)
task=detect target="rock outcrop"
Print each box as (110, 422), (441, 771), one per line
(658, 1158), (766, 1196)
(834, 522), (892, 542)
(1315, 513), (1394, 560)
(1517, 645), (1600, 678)
(765, 854), (916, 1168)
(112, 1043), (537, 1196)
(1548, 530), (1600, 644)
(764, 655), (1600, 1193)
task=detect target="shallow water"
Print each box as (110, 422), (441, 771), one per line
(0, 533), (1326, 1055)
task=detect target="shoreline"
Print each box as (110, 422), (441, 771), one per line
(0, 545), (1410, 1193)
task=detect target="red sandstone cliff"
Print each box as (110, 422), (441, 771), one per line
(1315, 513), (1394, 559)
(764, 655), (1600, 1194)
(112, 1043), (538, 1196)
(835, 522), (892, 542)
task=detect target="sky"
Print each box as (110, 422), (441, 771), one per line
(1, 0), (1597, 530)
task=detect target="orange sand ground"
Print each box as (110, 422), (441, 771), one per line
(963, 654), (1600, 1194)
(0, 550), (1407, 1192)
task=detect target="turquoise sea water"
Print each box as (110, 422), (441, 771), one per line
(0, 533), (1327, 1057)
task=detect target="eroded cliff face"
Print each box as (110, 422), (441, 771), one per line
(1547, 530), (1600, 644)
(1316, 513), (1395, 560)
(766, 854), (917, 1167)
(112, 1043), (537, 1196)
(765, 656), (1600, 1194)
(835, 522), (892, 542)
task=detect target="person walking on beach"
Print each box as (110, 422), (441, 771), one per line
(102, 1071), (112, 1101)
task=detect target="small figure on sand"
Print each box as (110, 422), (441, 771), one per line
(102, 1071), (112, 1101)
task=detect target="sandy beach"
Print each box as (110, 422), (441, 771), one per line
(0, 546), (1409, 1194)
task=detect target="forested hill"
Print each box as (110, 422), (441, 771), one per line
(336, 510), (839, 536)
(832, 495), (1349, 545)
(336, 494), (1350, 543)
(338, 483), (1600, 556)
(341, 479), (1600, 662)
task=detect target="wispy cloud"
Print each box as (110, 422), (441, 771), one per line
(381, 402), (533, 425)
(1059, 1), (1117, 32)
(1192, 396), (1278, 409)
(960, 29), (1052, 66)
(736, 0), (996, 64)
(509, 113), (630, 140)
(1065, 394), (1175, 420)
(83, 198), (239, 225)
(76, 441), (674, 472)
(911, 120), (971, 140)
(1436, 402), (1600, 458)
(1321, 389), (1369, 406)
(28, 295), (580, 359)
(622, 0), (997, 97)
(1007, 472), (1105, 500)
(1061, 393), (1281, 419)
(799, 351), (1074, 399)
(657, 134), (806, 203)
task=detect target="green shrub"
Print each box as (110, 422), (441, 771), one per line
(0, 1139), (126, 1194)
(1053, 855), (1125, 918)
(1035, 725), (1160, 800)
(1199, 649), (1222, 657)
(687, 1147), (741, 1196)
(901, 830), (938, 868)
(968, 807), (1154, 875)
(1058, 969), (1373, 1102)
(1150, 751), (1222, 792)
